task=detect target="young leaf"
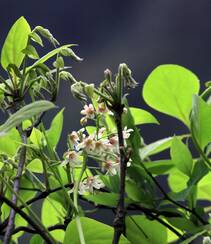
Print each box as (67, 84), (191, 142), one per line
(0, 100), (55, 136)
(26, 44), (75, 72)
(1, 16), (31, 70)
(127, 107), (159, 125)
(191, 95), (211, 149)
(63, 217), (129, 244)
(126, 215), (168, 244)
(143, 64), (200, 126)
(26, 159), (43, 174)
(170, 137), (193, 177)
(22, 44), (39, 59)
(84, 192), (119, 207)
(46, 109), (64, 150)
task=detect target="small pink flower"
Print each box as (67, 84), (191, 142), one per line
(80, 104), (95, 119)
(123, 127), (133, 139)
(98, 103), (108, 114)
(102, 159), (120, 175)
(79, 175), (105, 194)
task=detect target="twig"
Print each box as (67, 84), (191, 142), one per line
(0, 195), (56, 243)
(3, 127), (27, 244)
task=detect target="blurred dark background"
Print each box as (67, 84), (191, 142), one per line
(0, 0), (211, 242)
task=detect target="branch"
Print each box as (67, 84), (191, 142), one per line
(3, 127), (27, 244)
(112, 105), (128, 244)
(0, 195), (56, 243)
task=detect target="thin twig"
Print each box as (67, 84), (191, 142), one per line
(3, 127), (27, 244)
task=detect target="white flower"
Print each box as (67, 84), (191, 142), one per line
(102, 159), (120, 175)
(80, 104), (95, 119)
(98, 103), (108, 113)
(203, 236), (211, 244)
(69, 131), (79, 145)
(123, 126), (133, 139)
(62, 151), (81, 167)
(79, 175), (105, 194)
(77, 135), (95, 152)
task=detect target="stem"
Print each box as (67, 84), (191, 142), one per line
(140, 163), (208, 225)
(112, 108), (127, 244)
(73, 154), (86, 244)
(0, 195), (56, 243)
(3, 126), (27, 244)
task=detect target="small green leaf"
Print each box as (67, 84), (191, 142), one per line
(140, 135), (188, 160)
(63, 217), (129, 244)
(84, 192), (119, 207)
(191, 95), (211, 149)
(143, 64), (200, 126)
(22, 44), (39, 59)
(27, 44), (75, 72)
(30, 128), (44, 147)
(46, 109), (64, 150)
(0, 100), (55, 136)
(29, 32), (43, 46)
(126, 215), (168, 244)
(129, 107), (159, 125)
(86, 126), (96, 135)
(26, 159), (43, 173)
(170, 137), (193, 177)
(145, 160), (174, 175)
(1, 17), (31, 70)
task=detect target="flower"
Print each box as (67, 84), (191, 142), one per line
(123, 126), (133, 139)
(69, 131), (79, 145)
(79, 175), (105, 194)
(98, 103), (108, 113)
(80, 104), (95, 119)
(62, 151), (81, 167)
(77, 135), (95, 152)
(102, 158), (120, 175)
(203, 236), (211, 244)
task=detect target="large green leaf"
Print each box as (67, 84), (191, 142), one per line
(170, 137), (193, 176)
(42, 197), (66, 241)
(143, 64), (200, 126)
(1, 17), (31, 70)
(63, 217), (129, 244)
(0, 100), (55, 136)
(46, 109), (64, 149)
(126, 215), (168, 244)
(191, 95), (211, 149)
(127, 107), (159, 125)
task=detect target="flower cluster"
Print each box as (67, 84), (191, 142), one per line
(62, 103), (133, 194)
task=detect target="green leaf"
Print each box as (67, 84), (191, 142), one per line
(29, 32), (43, 47)
(143, 64), (200, 126)
(140, 135), (188, 160)
(191, 95), (211, 149)
(30, 234), (44, 244)
(0, 128), (20, 156)
(22, 44), (39, 59)
(30, 128), (44, 147)
(42, 197), (66, 241)
(26, 158), (43, 173)
(86, 126), (96, 135)
(0, 100), (55, 136)
(26, 44), (75, 72)
(126, 215), (168, 244)
(170, 137), (193, 176)
(145, 160), (174, 175)
(84, 192), (119, 207)
(63, 217), (129, 244)
(129, 107), (159, 125)
(166, 217), (198, 232)
(1, 16), (31, 70)
(46, 109), (64, 150)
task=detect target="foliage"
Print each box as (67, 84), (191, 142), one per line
(0, 17), (210, 244)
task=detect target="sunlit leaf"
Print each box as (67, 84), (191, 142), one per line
(1, 16), (31, 70)
(143, 64), (200, 126)
(63, 217), (129, 244)
(191, 95), (211, 149)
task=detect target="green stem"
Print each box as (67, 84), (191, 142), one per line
(73, 154), (87, 244)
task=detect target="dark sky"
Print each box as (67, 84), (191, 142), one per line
(0, 0), (211, 153)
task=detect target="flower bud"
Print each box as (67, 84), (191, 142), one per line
(84, 83), (95, 98)
(70, 82), (87, 102)
(104, 68), (112, 82)
(60, 48), (83, 62)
